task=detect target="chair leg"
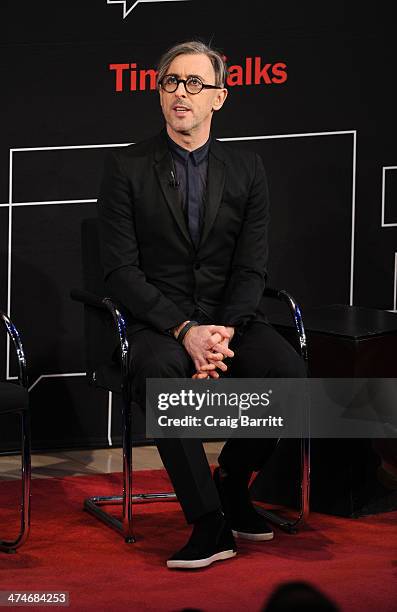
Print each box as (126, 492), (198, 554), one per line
(82, 298), (177, 542)
(254, 438), (310, 533)
(257, 288), (310, 532)
(0, 410), (31, 553)
(83, 391), (177, 542)
(121, 384), (135, 543)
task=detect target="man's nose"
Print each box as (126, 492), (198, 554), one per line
(174, 81), (187, 96)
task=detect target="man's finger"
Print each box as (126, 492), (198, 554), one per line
(206, 351), (224, 361)
(192, 370), (218, 379)
(211, 343), (234, 358)
(211, 360), (228, 372)
(208, 325), (230, 337)
(205, 332), (223, 349)
(204, 369), (219, 379)
(198, 362), (217, 371)
(208, 370), (219, 379)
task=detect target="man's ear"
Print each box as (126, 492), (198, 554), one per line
(212, 88), (228, 112)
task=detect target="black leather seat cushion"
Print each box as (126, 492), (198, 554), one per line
(0, 382), (29, 414)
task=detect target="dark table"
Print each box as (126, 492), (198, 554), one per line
(251, 304), (397, 517)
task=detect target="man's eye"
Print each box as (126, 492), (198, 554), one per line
(189, 78), (200, 85)
(165, 76), (177, 84)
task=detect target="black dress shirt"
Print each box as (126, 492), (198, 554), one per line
(167, 136), (212, 326)
(167, 136), (210, 248)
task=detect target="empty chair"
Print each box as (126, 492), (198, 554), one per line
(0, 311), (31, 553)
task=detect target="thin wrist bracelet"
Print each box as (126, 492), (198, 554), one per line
(177, 320), (199, 344)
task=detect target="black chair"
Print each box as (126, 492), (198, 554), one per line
(0, 312), (31, 553)
(71, 217), (309, 541)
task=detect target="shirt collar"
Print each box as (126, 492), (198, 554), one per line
(167, 135), (211, 166)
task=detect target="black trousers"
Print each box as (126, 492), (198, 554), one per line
(130, 322), (306, 523)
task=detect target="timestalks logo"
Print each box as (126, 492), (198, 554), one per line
(109, 57), (287, 92)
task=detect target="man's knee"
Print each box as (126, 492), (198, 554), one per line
(131, 349), (192, 405)
(134, 350), (191, 379)
(128, 332), (193, 407)
(270, 351), (307, 378)
(253, 327), (307, 378)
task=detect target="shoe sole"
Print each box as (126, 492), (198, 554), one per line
(167, 549), (236, 569)
(232, 529), (274, 541)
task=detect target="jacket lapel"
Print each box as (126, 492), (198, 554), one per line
(199, 143), (226, 248)
(154, 137), (192, 246)
(153, 132), (226, 249)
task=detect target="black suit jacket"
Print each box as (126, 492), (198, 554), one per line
(98, 130), (270, 335)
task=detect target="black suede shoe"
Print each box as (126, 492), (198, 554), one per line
(167, 513), (237, 569)
(213, 467), (274, 541)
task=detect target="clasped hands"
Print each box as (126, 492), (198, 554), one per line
(175, 323), (235, 379)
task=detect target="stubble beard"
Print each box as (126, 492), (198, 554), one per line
(168, 114), (198, 137)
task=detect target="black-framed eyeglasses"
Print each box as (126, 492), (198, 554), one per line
(160, 74), (223, 95)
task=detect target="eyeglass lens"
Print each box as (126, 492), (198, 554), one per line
(162, 76), (203, 94)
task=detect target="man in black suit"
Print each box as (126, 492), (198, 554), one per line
(99, 41), (305, 569)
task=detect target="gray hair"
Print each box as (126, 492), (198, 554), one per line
(157, 40), (227, 88)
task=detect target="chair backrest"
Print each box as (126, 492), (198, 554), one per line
(80, 219), (147, 438)
(81, 218), (106, 297)
(0, 313), (29, 452)
(80, 218), (121, 391)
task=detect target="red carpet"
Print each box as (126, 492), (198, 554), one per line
(1, 469), (396, 611)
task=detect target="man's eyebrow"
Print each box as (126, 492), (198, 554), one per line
(166, 72), (205, 80)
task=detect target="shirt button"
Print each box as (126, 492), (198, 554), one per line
(194, 262), (201, 270)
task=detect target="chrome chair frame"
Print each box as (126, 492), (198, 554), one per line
(255, 288), (310, 533)
(0, 311), (31, 553)
(73, 286), (309, 540)
(71, 291), (176, 543)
